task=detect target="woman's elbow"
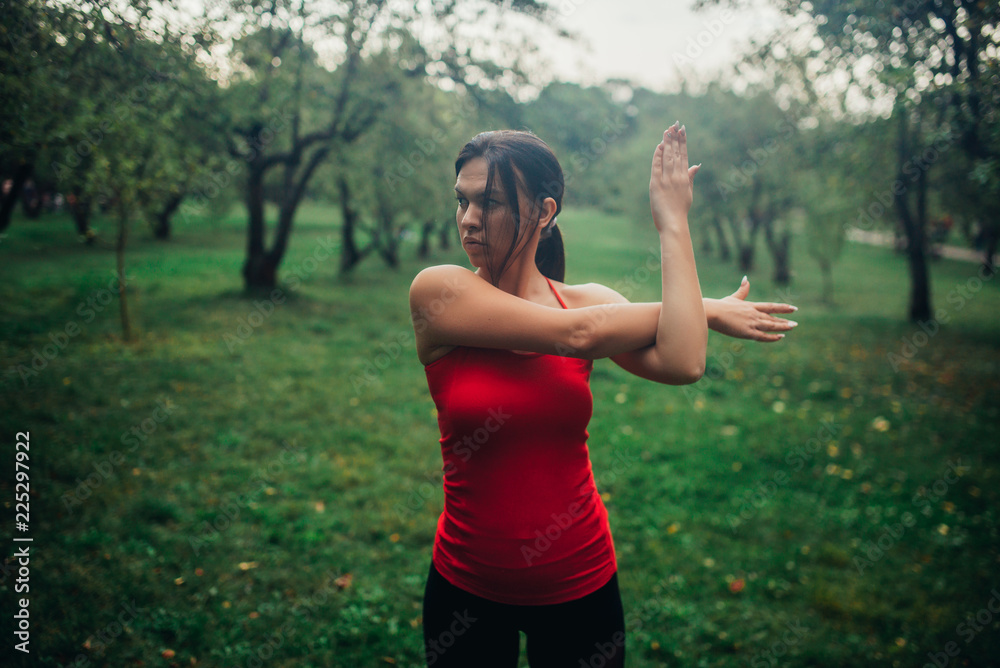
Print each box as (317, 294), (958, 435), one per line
(557, 320), (607, 360)
(567, 329), (603, 360)
(679, 360), (706, 385)
(659, 355), (705, 385)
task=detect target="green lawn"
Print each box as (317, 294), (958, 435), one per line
(1, 202), (998, 667)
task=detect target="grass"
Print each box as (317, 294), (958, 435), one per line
(0, 201), (998, 668)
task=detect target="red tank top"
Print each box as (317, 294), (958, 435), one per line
(423, 276), (617, 605)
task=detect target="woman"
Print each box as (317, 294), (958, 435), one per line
(410, 124), (797, 667)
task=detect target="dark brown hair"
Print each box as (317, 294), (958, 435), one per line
(454, 130), (565, 284)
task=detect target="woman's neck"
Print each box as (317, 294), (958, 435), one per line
(476, 246), (546, 300)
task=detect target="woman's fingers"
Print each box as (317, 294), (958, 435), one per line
(662, 127), (674, 178)
(752, 302), (799, 314)
(650, 122), (695, 228)
(752, 314), (797, 334)
(679, 124), (688, 170)
(769, 317), (798, 331)
(671, 123), (682, 176)
(745, 314), (793, 340)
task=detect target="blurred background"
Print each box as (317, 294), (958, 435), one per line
(1, 1), (998, 666)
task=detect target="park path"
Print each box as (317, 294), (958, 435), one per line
(846, 228), (985, 263)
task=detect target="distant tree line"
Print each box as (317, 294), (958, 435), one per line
(2, 0), (996, 328)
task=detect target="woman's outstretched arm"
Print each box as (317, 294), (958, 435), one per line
(409, 264), (664, 361)
(570, 276), (797, 381)
(704, 276), (798, 342)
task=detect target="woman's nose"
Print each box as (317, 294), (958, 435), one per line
(460, 206), (481, 230)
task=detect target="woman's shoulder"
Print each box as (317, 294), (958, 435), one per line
(410, 263), (475, 288)
(551, 280), (631, 309)
(409, 264), (478, 303)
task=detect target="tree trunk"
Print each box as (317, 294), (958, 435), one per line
(739, 176), (770, 275)
(21, 180), (42, 219)
(729, 218), (756, 274)
(712, 215), (731, 261)
(700, 227), (713, 256)
(243, 158), (274, 289)
(981, 222), (998, 277)
(0, 162), (32, 232)
(899, 205), (931, 322)
(338, 176), (365, 274)
(894, 111), (932, 323)
(374, 213), (400, 268)
(269, 202), (297, 278)
(730, 215), (759, 274)
(116, 204), (133, 342)
(418, 219), (434, 259)
(243, 253), (279, 290)
(265, 145), (329, 284)
(763, 218), (792, 286)
(68, 189), (94, 244)
(153, 193), (184, 240)
(772, 238), (791, 285)
(378, 241), (399, 268)
(438, 218), (452, 251)
(372, 173), (401, 269)
(819, 257), (834, 305)
(738, 245), (754, 274)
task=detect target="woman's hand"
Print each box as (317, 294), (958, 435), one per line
(650, 121), (701, 232)
(707, 277), (798, 342)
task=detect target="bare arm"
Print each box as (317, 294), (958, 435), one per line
(589, 280), (797, 382)
(409, 264), (664, 361)
(608, 123), (707, 384)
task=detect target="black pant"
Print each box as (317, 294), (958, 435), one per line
(422, 560), (626, 668)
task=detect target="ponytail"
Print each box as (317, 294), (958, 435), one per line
(535, 221), (565, 282)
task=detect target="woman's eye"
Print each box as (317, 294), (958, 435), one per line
(456, 197), (468, 207)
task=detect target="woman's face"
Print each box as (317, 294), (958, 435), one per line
(454, 157), (518, 270)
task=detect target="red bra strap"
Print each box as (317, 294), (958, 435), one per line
(545, 276), (568, 309)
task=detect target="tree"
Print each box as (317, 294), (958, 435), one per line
(12, 1), (231, 338)
(694, 86), (798, 280)
(2, 0), (229, 250)
(196, 0), (555, 290)
(697, 0), (1000, 319)
(799, 115), (891, 305)
(521, 82), (636, 210)
(800, 172), (847, 305)
(325, 76), (478, 273)
(0, 0), (95, 234)
(88, 6), (224, 339)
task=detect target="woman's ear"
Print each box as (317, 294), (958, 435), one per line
(538, 197), (558, 229)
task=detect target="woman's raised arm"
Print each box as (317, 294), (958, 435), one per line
(608, 122), (707, 384)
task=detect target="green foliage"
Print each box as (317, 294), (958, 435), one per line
(2, 2), (226, 216)
(1, 203), (998, 666)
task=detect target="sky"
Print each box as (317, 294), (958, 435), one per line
(537, 0), (785, 91)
